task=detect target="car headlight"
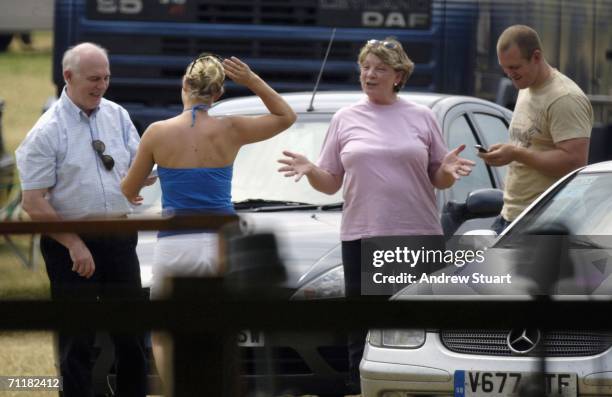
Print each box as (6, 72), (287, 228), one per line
(368, 329), (426, 348)
(291, 265), (344, 300)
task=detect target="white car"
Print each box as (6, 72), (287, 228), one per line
(361, 161), (612, 397)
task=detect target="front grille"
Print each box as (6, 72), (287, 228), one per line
(85, 34), (432, 64)
(197, 0), (317, 25)
(441, 330), (612, 357)
(87, 0), (432, 28)
(87, 30), (435, 107)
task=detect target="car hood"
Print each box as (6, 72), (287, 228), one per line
(137, 210), (342, 290)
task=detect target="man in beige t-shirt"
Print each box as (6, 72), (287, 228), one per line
(480, 25), (593, 234)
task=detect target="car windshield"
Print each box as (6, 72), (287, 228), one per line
(501, 172), (612, 239)
(391, 171), (612, 299)
(138, 114), (342, 211)
(233, 114), (341, 205)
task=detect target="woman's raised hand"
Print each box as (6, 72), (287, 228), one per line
(222, 56), (256, 86)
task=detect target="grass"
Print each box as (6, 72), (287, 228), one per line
(0, 30), (53, 300)
(0, 31), (58, 397)
(0, 31), (55, 153)
(0, 240), (48, 300)
(0, 30), (53, 299)
(0, 332), (57, 397)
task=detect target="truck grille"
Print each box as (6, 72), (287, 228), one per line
(86, 0), (432, 28)
(197, 0), (317, 25)
(440, 330), (612, 357)
(83, 34), (432, 64)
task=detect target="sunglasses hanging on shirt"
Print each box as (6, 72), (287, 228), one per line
(92, 140), (115, 171)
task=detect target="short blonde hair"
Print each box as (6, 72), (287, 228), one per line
(358, 38), (414, 92)
(184, 55), (225, 102)
(497, 25), (543, 60)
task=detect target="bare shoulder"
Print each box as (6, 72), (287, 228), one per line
(140, 121), (169, 150)
(214, 115), (235, 128)
(142, 118), (177, 140)
(143, 120), (161, 134)
(208, 115), (238, 137)
(218, 114), (252, 133)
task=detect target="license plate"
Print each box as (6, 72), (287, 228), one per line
(454, 371), (577, 397)
(237, 330), (264, 347)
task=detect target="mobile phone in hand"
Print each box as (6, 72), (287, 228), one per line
(474, 144), (489, 153)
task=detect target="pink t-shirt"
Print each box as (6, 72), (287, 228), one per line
(317, 97), (447, 240)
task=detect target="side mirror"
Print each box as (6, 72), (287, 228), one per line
(465, 188), (504, 217)
(442, 189), (503, 237)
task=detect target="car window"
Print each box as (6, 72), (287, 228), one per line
(233, 116), (342, 205)
(504, 172), (612, 237)
(446, 115), (492, 202)
(473, 113), (509, 181)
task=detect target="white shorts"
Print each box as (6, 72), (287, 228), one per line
(150, 232), (219, 299)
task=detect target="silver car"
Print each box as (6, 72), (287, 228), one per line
(121, 91), (513, 396)
(136, 91), (511, 290)
(361, 161), (612, 397)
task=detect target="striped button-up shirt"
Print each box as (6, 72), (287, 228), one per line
(16, 88), (140, 219)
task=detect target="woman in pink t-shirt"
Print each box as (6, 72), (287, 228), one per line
(278, 37), (474, 393)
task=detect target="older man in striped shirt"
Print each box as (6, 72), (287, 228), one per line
(16, 43), (148, 397)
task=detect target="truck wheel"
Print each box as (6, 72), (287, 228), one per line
(0, 35), (13, 52)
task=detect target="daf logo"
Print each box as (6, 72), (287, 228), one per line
(361, 11), (429, 28)
(507, 328), (541, 354)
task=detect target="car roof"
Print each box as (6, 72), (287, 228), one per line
(211, 91), (450, 115)
(579, 160), (612, 173)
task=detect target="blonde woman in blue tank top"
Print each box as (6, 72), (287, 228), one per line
(121, 55), (296, 390)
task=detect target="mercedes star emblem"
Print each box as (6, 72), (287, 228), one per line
(507, 328), (541, 354)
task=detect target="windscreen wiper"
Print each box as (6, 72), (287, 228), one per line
(252, 201), (344, 212)
(233, 199), (313, 210)
(320, 202), (343, 211)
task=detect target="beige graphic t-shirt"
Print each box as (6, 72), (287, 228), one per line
(502, 69), (593, 221)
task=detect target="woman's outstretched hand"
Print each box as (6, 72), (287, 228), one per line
(277, 150), (313, 182)
(441, 144), (475, 179)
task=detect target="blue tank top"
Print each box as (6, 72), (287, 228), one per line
(157, 165), (235, 237)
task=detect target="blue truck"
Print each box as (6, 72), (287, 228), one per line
(53, 0), (483, 132)
(53, 0), (611, 133)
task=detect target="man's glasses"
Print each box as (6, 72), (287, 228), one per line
(92, 140), (114, 171)
(367, 39), (398, 50)
(187, 53), (224, 76)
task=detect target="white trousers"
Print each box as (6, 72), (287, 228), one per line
(150, 232), (219, 299)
